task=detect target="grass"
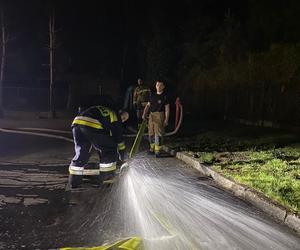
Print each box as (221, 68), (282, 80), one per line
(213, 155), (300, 213)
(166, 122), (300, 214)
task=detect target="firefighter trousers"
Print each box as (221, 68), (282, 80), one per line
(148, 111), (165, 154)
(69, 125), (118, 188)
(136, 102), (147, 127)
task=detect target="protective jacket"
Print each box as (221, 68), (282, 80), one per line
(72, 105), (125, 151)
(69, 105), (125, 188)
(133, 85), (150, 108)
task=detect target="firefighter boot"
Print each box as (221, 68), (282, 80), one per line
(148, 142), (155, 155)
(154, 144), (162, 158)
(68, 174), (83, 189)
(100, 171), (116, 185)
(89, 175), (102, 187)
(99, 162), (117, 185)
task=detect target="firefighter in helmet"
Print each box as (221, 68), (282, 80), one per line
(68, 95), (129, 188)
(133, 78), (151, 129)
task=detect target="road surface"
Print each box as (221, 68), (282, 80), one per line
(0, 132), (299, 249)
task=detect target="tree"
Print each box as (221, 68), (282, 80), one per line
(0, 6), (7, 117)
(48, 7), (56, 118)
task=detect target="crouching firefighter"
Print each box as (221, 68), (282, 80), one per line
(68, 102), (129, 188)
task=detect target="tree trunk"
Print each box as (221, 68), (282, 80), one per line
(49, 10), (56, 118)
(224, 87), (229, 120)
(259, 81), (266, 126)
(249, 91), (254, 121)
(66, 82), (73, 110)
(0, 9), (6, 117)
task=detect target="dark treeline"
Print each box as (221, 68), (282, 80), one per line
(1, 0), (300, 124)
(140, 0), (300, 126)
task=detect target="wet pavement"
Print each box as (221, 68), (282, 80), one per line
(0, 132), (299, 249)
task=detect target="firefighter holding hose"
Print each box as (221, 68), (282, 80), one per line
(68, 95), (129, 188)
(142, 81), (170, 157)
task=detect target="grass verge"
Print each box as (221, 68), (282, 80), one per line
(166, 123), (300, 214)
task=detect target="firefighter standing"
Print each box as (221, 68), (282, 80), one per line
(142, 81), (170, 157)
(133, 78), (151, 129)
(68, 102), (129, 188)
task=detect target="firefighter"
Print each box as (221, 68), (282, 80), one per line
(142, 81), (170, 157)
(68, 96), (129, 188)
(133, 78), (151, 129)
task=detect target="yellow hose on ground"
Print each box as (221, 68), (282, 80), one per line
(60, 236), (143, 250)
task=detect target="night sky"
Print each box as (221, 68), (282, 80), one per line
(2, 0), (300, 90)
(1, 1), (245, 85)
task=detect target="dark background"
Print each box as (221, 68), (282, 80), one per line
(2, 0), (300, 124)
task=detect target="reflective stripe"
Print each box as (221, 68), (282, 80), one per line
(69, 169), (83, 175)
(137, 89), (150, 94)
(60, 236), (142, 250)
(69, 166), (100, 175)
(99, 162), (116, 172)
(154, 145), (161, 153)
(69, 166), (84, 175)
(72, 116), (103, 129)
(118, 142), (126, 151)
(83, 169), (100, 175)
(96, 106), (118, 123)
(103, 179), (115, 184)
(74, 116), (102, 124)
(109, 112), (118, 123)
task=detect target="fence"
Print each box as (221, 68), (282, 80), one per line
(3, 86), (68, 111)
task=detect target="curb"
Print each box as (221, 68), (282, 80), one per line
(163, 146), (300, 234)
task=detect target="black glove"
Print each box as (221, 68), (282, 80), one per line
(118, 150), (126, 162)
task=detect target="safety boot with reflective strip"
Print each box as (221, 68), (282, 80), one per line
(68, 174), (83, 188)
(148, 143), (155, 155)
(100, 162), (117, 185)
(154, 145), (163, 158)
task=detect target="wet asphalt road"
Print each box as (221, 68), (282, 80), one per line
(0, 132), (299, 250)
